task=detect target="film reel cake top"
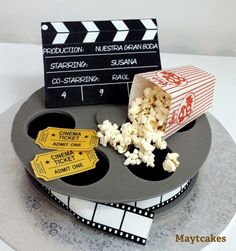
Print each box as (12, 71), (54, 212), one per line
(11, 87), (212, 202)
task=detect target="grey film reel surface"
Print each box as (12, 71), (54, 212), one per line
(11, 88), (211, 202)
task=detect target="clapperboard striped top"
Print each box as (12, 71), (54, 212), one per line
(41, 18), (161, 107)
(41, 19), (158, 44)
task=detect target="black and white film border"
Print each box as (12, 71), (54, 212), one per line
(41, 19), (158, 44)
(41, 179), (191, 245)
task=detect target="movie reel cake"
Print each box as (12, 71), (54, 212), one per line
(11, 62), (216, 244)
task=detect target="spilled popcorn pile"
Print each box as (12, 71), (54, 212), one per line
(97, 87), (179, 172)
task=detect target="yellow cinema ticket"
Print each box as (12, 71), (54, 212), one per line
(35, 127), (98, 151)
(31, 149), (98, 181)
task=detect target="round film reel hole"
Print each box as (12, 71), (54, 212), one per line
(60, 150), (109, 186)
(177, 119), (196, 132)
(27, 112), (76, 139)
(127, 147), (174, 181)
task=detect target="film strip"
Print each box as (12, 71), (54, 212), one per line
(42, 180), (190, 245)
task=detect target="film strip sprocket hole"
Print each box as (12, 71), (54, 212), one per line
(42, 180), (191, 245)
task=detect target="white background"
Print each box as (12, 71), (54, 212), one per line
(0, 0), (236, 56)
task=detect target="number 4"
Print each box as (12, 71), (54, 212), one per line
(61, 91), (67, 99)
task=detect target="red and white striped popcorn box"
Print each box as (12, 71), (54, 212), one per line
(129, 66), (216, 138)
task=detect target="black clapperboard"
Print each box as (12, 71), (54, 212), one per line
(41, 19), (162, 107)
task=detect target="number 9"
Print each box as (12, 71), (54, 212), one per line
(99, 89), (104, 96)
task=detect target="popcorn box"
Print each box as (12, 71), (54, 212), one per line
(129, 66), (216, 138)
